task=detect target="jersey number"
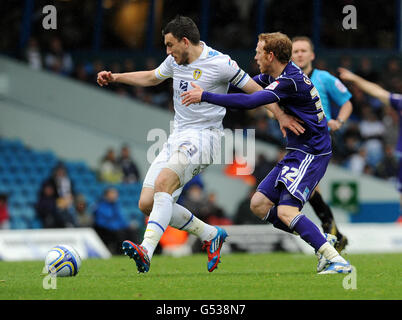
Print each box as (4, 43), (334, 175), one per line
(281, 166), (299, 183)
(310, 87), (325, 122)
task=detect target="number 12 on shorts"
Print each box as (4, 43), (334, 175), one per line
(281, 166), (299, 183)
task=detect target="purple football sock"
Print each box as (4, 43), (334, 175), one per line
(290, 214), (327, 251)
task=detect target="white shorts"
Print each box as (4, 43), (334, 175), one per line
(143, 128), (223, 200)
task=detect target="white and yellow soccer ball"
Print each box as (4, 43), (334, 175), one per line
(45, 245), (82, 277)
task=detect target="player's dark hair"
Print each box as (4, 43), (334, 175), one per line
(258, 32), (292, 64)
(292, 36), (315, 51)
(162, 15), (200, 44)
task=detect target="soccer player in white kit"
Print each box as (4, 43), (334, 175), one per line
(97, 16), (304, 273)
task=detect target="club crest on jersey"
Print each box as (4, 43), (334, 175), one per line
(267, 81), (279, 90)
(303, 77), (312, 85)
(193, 69), (202, 80)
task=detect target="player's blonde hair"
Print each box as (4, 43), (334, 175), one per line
(258, 32), (292, 64)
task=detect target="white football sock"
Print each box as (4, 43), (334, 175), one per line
(318, 242), (347, 264)
(170, 203), (217, 242)
(141, 192), (173, 259)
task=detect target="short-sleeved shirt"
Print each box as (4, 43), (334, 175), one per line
(155, 41), (250, 131)
(309, 69), (352, 121)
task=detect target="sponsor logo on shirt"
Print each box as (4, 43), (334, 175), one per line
(179, 80), (188, 92)
(335, 79), (347, 93)
(267, 81), (279, 90)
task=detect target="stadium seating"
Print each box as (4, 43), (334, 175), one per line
(0, 137), (144, 230)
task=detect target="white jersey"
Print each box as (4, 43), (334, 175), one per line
(155, 42), (250, 131)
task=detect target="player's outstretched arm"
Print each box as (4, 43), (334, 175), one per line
(181, 82), (305, 137)
(240, 79), (304, 136)
(97, 69), (164, 87)
(338, 67), (391, 106)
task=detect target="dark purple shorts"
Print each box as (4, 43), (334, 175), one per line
(257, 150), (332, 210)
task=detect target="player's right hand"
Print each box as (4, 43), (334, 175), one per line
(337, 68), (356, 82)
(97, 71), (115, 86)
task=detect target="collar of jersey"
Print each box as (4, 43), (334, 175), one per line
(276, 61), (295, 80)
(198, 41), (209, 60)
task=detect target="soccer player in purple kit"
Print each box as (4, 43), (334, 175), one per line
(292, 36), (352, 254)
(338, 67), (402, 222)
(182, 32), (351, 274)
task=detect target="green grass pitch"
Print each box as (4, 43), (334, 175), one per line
(0, 252), (401, 300)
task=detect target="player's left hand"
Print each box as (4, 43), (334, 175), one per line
(181, 82), (203, 106)
(328, 119), (342, 131)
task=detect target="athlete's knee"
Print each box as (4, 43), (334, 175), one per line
(138, 197), (153, 216)
(250, 192), (274, 219)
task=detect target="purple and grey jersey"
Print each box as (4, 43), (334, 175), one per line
(390, 93), (402, 156)
(202, 62), (332, 155)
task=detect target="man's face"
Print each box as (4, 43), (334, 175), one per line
(164, 33), (189, 65)
(254, 41), (271, 74)
(291, 40), (315, 70)
(106, 189), (118, 202)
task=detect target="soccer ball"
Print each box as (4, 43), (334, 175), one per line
(45, 245), (82, 277)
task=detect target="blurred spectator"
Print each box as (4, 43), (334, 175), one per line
(200, 192), (232, 226)
(233, 187), (265, 225)
(356, 57), (379, 82)
(177, 174), (204, 205)
(91, 59), (106, 81)
(0, 194), (10, 229)
(359, 107), (385, 167)
(381, 58), (401, 91)
(117, 145), (141, 183)
(24, 37), (43, 70)
(252, 153), (276, 185)
(73, 63), (90, 83)
(99, 148), (123, 184)
(181, 184), (207, 220)
(339, 56), (353, 70)
(254, 116), (283, 146)
(74, 194), (94, 228)
(93, 187), (138, 254)
(35, 182), (77, 228)
(335, 133), (361, 165)
(45, 163), (75, 208)
(123, 58), (136, 72)
(375, 144), (398, 180)
(44, 36), (74, 75)
(35, 182), (59, 228)
(181, 184), (231, 225)
(347, 147), (367, 175)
